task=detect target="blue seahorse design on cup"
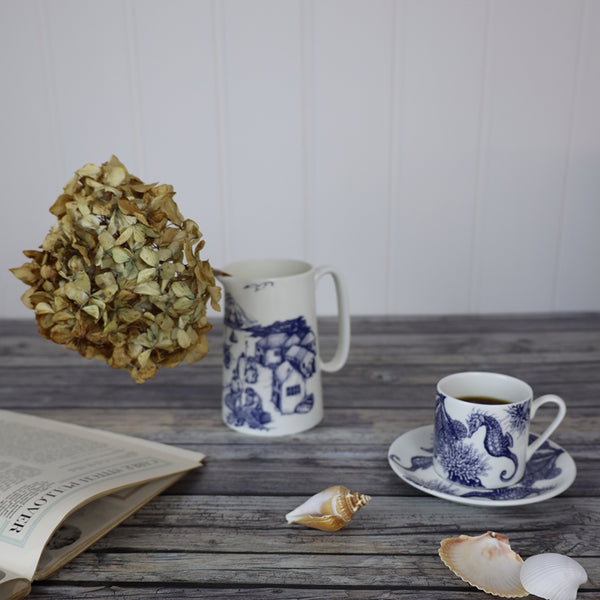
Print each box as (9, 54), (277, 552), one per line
(462, 437), (563, 500)
(467, 411), (519, 482)
(435, 395), (489, 488)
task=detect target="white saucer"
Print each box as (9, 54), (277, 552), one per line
(387, 425), (576, 507)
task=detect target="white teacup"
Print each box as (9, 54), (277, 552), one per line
(433, 371), (566, 489)
(216, 259), (350, 436)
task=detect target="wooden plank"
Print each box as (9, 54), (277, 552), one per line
(7, 318), (600, 354)
(1, 379), (600, 410)
(90, 495), (600, 557)
(0, 422), (590, 496)
(5, 328), (600, 367)
(0, 412), (592, 495)
(27, 586), (598, 600)
(6, 315), (600, 347)
(2, 360), (600, 390)
(5, 407), (598, 443)
(46, 552), (599, 591)
(3, 316), (600, 391)
(4, 312), (600, 336)
(165, 457), (597, 498)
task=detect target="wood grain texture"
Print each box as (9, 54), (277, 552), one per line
(0, 314), (598, 598)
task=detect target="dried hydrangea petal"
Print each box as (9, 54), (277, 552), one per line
(10, 155), (221, 383)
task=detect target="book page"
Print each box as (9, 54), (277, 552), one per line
(34, 474), (182, 580)
(0, 410), (203, 583)
(0, 568), (31, 600)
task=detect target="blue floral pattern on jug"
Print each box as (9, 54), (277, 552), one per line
(434, 393), (531, 488)
(223, 294), (317, 431)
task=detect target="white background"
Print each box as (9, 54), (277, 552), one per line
(2, 0), (599, 318)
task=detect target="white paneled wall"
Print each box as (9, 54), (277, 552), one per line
(1, 0), (599, 318)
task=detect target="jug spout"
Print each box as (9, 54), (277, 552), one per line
(214, 269), (233, 294)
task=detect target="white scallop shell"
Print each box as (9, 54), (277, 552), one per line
(285, 485), (371, 532)
(439, 531), (528, 597)
(520, 553), (588, 600)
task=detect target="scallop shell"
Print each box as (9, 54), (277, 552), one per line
(520, 553), (587, 600)
(439, 531), (528, 598)
(285, 485), (371, 532)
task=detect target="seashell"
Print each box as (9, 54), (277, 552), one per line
(439, 531), (528, 598)
(285, 485), (371, 532)
(520, 553), (588, 600)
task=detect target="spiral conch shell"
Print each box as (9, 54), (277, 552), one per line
(439, 531), (528, 597)
(285, 485), (371, 532)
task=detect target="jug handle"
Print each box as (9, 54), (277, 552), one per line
(313, 266), (351, 373)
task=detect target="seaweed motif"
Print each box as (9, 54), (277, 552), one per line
(434, 394), (490, 488)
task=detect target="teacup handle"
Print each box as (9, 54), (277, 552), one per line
(313, 266), (351, 373)
(526, 394), (567, 460)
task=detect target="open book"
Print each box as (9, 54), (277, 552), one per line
(0, 410), (205, 600)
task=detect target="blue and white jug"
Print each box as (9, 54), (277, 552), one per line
(216, 259), (350, 436)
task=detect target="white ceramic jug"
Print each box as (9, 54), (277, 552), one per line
(216, 259), (350, 436)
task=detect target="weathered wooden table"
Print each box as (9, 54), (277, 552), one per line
(1, 314), (598, 598)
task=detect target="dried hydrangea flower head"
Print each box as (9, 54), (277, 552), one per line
(11, 156), (221, 383)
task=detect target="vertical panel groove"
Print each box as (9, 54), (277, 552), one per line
(300, 0), (315, 262)
(552, 0), (587, 310)
(124, 0), (145, 174)
(469, 0), (493, 313)
(211, 0), (231, 265)
(386, 0), (406, 314)
(36, 0), (64, 184)
(3, 1), (598, 317)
